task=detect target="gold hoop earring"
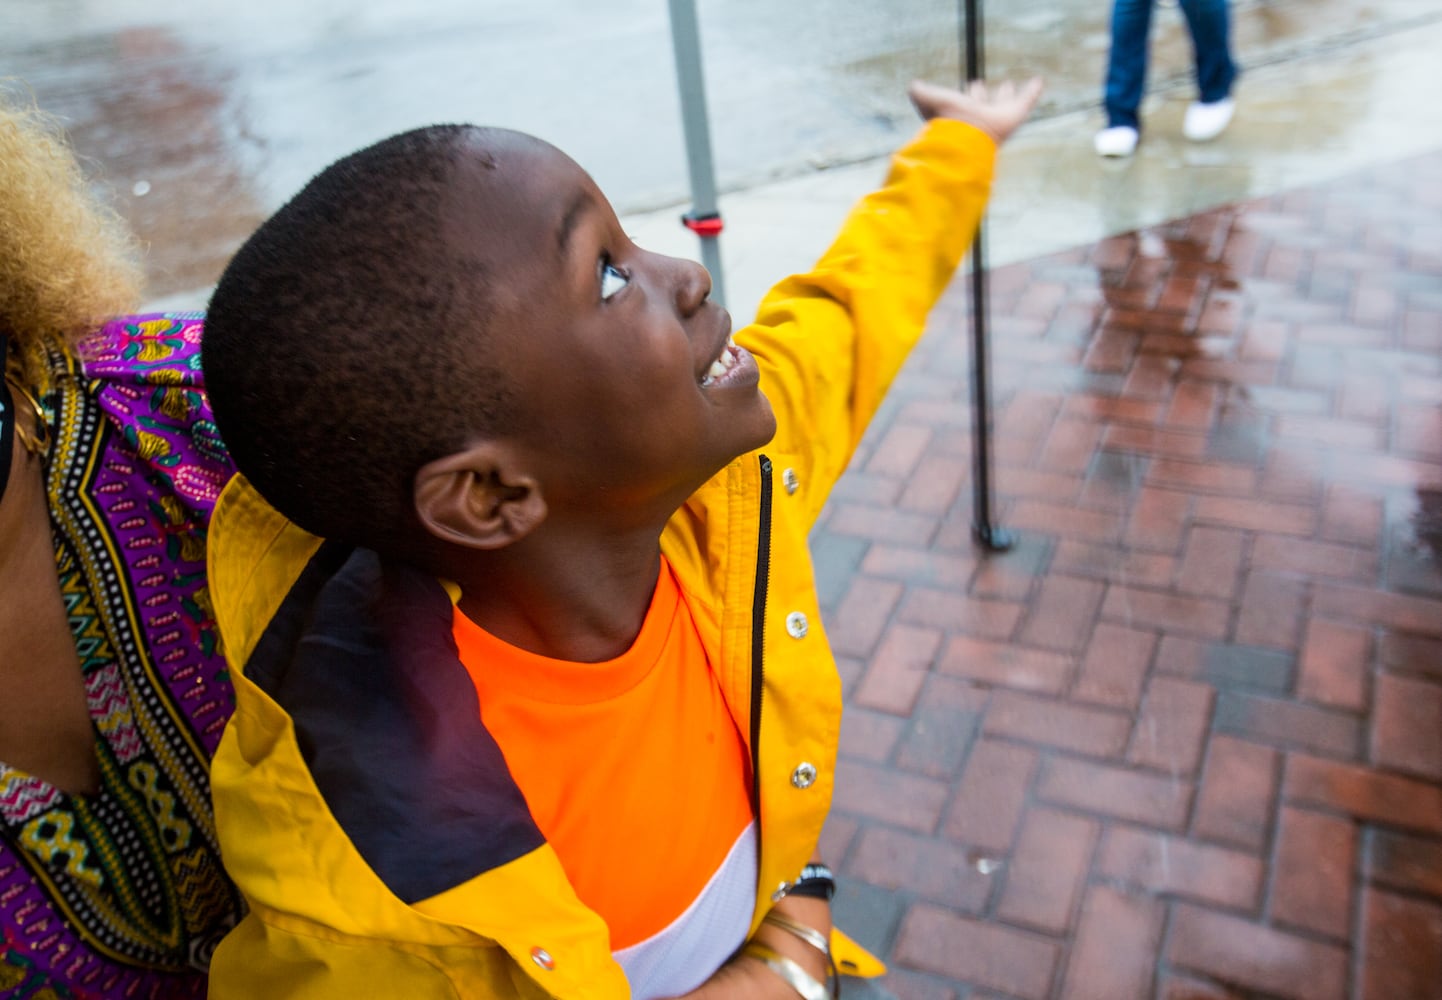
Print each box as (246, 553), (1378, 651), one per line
(4, 376), (51, 456)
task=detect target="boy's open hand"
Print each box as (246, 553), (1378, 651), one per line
(908, 77), (1044, 146)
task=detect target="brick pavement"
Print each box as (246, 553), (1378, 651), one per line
(817, 150), (1442, 999)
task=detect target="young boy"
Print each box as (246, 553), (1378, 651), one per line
(199, 77), (1040, 999)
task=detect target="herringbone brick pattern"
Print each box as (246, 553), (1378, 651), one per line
(818, 151), (1442, 1000)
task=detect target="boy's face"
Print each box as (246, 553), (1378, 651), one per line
(443, 132), (777, 518)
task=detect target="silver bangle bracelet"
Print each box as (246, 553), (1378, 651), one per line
(741, 941), (832, 1000)
(761, 910), (832, 959)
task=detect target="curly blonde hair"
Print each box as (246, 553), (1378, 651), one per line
(1, 87), (142, 389)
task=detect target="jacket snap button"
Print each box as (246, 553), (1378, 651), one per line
(791, 762), (818, 789)
(530, 946), (555, 971)
(783, 468), (800, 494)
(785, 611), (808, 639)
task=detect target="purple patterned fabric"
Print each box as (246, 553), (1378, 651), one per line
(1, 314), (243, 999)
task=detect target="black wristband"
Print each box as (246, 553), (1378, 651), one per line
(785, 862), (836, 901)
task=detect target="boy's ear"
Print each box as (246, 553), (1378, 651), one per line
(412, 443), (546, 550)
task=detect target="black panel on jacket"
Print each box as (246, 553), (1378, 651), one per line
(246, 541), (545, 903)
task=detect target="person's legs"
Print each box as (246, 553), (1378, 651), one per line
(1177, 0), (1237, 103)
(1103, 0), (1156, 130)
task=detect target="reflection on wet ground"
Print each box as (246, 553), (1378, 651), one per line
(5, 0), (1442, 298)
(815, 145), (1442, 1000)
(4, 27), (268, 296)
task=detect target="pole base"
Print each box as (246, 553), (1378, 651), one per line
(972, 523), (1017, 552)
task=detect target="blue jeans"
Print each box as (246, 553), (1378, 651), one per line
(1103, 0), (1237, 130)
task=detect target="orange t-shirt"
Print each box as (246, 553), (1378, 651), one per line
(452, 557), (755, 957)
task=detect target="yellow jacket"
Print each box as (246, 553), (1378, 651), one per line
(206, 118), (995, 999)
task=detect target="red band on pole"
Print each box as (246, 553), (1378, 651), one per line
(681, 212), (724, 236)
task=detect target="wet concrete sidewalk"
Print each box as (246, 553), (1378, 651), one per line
(817, 149), (1442, 999)
(7, 0), (1442, 312)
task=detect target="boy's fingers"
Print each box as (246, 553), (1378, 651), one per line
(910, 79), (948, 103)
(907, 80), (948, 120)
(907, 76), (1045, 136)
(1017, 76), (1045, 113)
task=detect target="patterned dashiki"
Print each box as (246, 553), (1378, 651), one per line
(1, 315), (243, 999)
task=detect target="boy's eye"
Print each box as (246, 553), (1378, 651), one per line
(601, 260), (630, 301)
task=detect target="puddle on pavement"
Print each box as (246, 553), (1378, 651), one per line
(1415, 489), (1442, 560)
(1387, 488), (1442, 597)
(832, 0), (1437, 120)
(965, 849), (1003, 875)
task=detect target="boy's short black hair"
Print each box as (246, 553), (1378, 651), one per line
(204, 125), (515, 553)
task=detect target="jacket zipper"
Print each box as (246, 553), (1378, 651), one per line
(748, 454), (773, 815)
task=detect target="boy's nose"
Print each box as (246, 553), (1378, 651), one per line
(672, 256), (712, 317)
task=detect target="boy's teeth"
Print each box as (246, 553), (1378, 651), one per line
(702, 340), (741, 384)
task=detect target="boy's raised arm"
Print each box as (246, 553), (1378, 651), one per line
(673, 79), (1042, 1000)
(738, 78), (1041, 521)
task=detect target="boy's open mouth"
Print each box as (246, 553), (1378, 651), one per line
(700, 337), (742, 387)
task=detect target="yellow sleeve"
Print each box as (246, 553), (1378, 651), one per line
(207, 912), (564, 1000)
(208, 915), (462, 1000)
(738, 118), (997, 522)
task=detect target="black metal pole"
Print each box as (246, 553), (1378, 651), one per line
(962, 0), (1013, 551)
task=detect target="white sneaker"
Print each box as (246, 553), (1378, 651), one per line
(1183, 98), (1235, 141)
(1094, 126), (1139, 158)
